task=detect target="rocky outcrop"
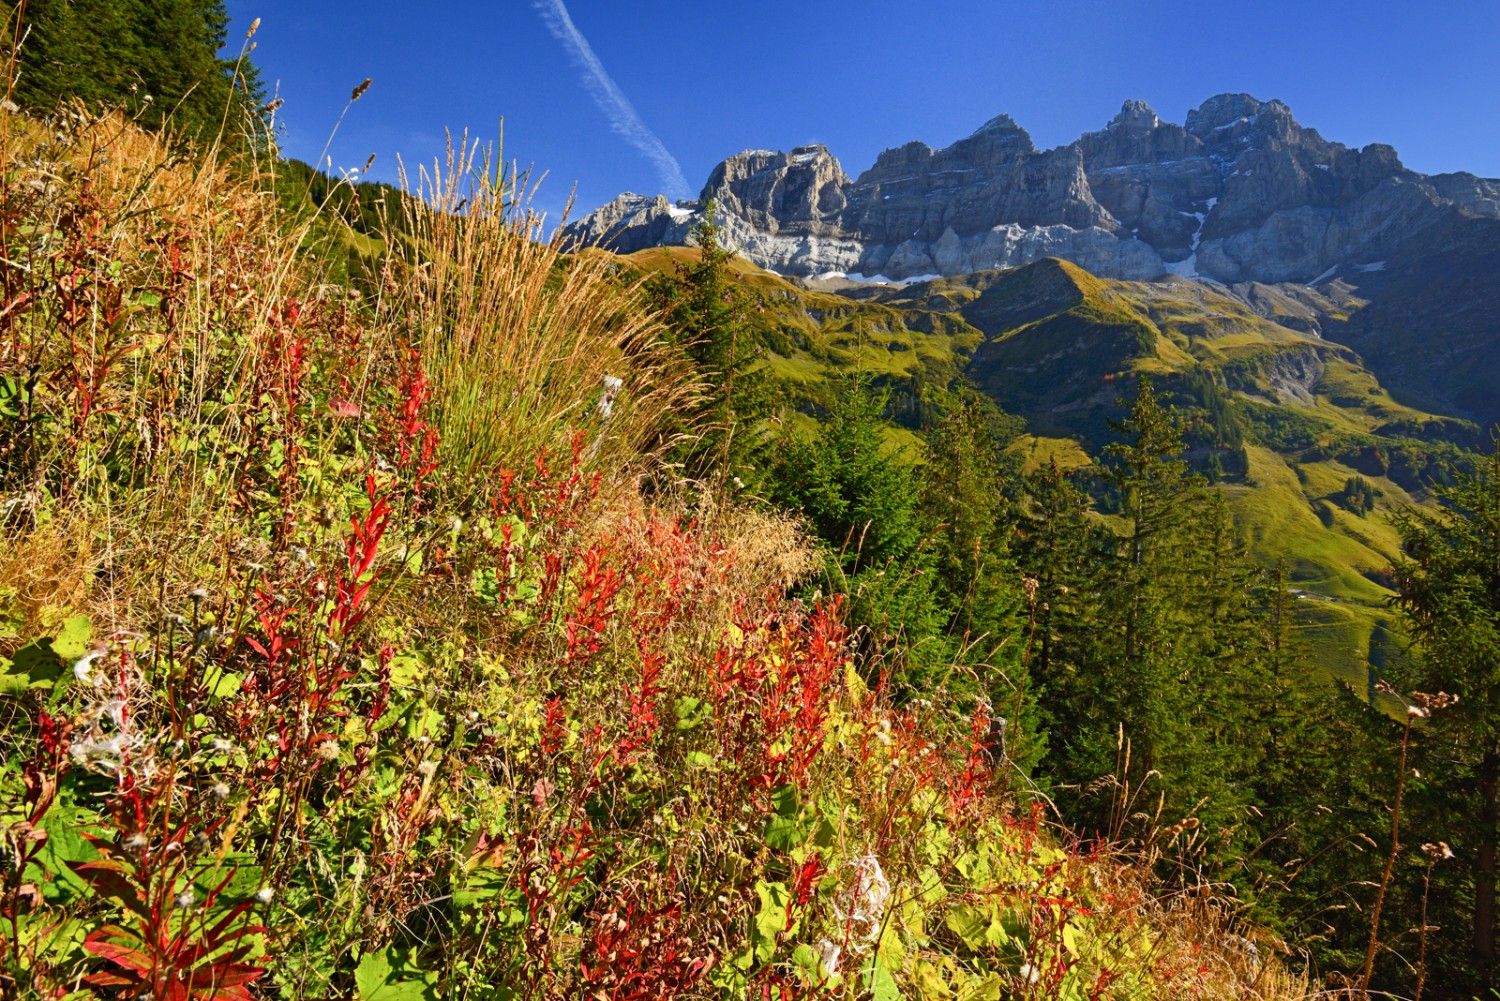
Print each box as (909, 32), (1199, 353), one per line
(558, 192), (694, 254)
(561, 93), (1500, 287)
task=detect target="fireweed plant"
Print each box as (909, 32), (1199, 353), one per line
(0, 105), (1309, 999)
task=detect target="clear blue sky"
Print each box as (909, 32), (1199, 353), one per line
(224, 0), (1500, 224)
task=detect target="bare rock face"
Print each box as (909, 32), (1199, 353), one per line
(561, 93), (1500, 286)
(558, 192), (693, 254)
(701, 145), (852, 236)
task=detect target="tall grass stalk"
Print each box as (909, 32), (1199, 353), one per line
(389, 133), (703, 504)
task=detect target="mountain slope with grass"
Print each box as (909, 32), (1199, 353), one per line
(610, 245), (1475, 688)
(0, 103), (1321, 1001)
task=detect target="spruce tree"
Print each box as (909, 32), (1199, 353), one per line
(1077, 378), (1257, 834)
(769, 373), (946, 689)
(919, 394), (1036, 764)
(1390, 439), (1500, 985)
(643, 201), (774, 483)
(8, 0), (264, 144)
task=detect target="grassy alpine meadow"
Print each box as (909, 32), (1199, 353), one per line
(0, 105), (1316, 1000)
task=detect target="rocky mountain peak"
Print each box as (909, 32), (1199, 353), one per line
(564, 93), (1500, 286)
(1109, 99), (1161, 132)
(961, 113), (1036, 156)
(1185, 92), (1269, 137)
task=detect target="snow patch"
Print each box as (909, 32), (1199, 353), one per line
(667, 205), (693, 222)
(1162, 196), (1219, 282)
(1164, 255), (1199, 279)
(1355, 261), (1387, 272)
(1315, 163), (1331, 172)
(833, 272), (941, 286)
(1309, 265), (1339, 284)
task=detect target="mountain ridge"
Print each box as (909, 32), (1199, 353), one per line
(564, 92), (1500, 287)
(568, 93), (1500, 428)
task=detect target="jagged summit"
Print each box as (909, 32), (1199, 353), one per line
(1185, 92), (1275, 135)
(1108, 99), (1161, 131)
(563, 92), (1500, 287)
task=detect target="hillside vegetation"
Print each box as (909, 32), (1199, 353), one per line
(0, 103), (1321, 1000)
(9, 9), (1500, 996)
(622, 251), (1475, 688)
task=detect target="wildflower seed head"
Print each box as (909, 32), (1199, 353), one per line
(189, 588), (208, 603)
(254, 886), (274, 904)
(73, 647), (108, 685)
(210, 781), (231, 801)
(1413, 690), (1459, 711)
(209, 736), (235, 754)
(164, 613), (187, 628)
(417, 760), (437, 778)
(315, 740), (340, 761)
(175, 890), (196, 909)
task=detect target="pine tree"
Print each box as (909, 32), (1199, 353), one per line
(1390, 439), (1500, 985)
(8, 0), (265, 145)
(919, 394), (1037, 764)
(1076, 378), (1258, 833)
(643, 201), (775, 482)
(769, 373), (946, 689)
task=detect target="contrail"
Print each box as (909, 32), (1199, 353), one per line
(533, 0), (691, 200)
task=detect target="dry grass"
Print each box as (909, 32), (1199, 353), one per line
(387, 135), (704, 501)
(0, 106), (1323, 1001)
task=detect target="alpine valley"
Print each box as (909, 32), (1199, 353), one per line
(566, 94), (1500, 684)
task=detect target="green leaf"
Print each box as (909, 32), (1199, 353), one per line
(52, 616), (92, 661)
(1, 639), (62, 693)
(354, 948), (438, 1001)
(868, 961), (904, 1001)
(766, 782), (812, 849)
(1061, 921), (1082, 958)
(201, 664), (243, 699)
(674, 695), (704, 730)
(750, 881), (790, 965)
(945, 904), (990, 952)
(917, 866), (947, 906)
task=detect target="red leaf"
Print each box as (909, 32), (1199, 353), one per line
(83, 937), (155, 974)
(69, 863), (149, 917)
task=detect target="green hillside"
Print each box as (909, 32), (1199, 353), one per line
(616, 251), (1479, 687)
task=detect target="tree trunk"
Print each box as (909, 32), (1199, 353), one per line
(1477, 746), (1499, 985)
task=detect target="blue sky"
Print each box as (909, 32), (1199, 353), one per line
(224, 0), (1500, 224)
